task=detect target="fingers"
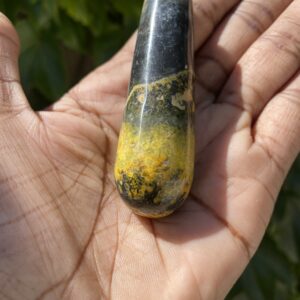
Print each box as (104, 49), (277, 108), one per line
(0, 13), (29, 113)
(217, 0), (300, 119)
(192, 0), (241, 50)
(253, 71), (300, 176)
(61, 0), (242, 128)
(195, 0), (292, 98)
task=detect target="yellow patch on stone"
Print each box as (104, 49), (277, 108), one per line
(171, 88), (193, 110)
(182, 89), (193, 102)
(137, 94), (145, 103)
(114, 122), (194, 210)
(171, 94), (186, 110)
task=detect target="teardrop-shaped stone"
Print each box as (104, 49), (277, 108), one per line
(114, 0), (195, 218)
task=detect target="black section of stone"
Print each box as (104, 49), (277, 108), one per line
(125, 72), (192, 130)
(129, 0), (192, 90)
(116, 172), (161, 207)
(116, 172), (186, 216)
(165, 194), (186, 213)
(117, 173), (160, 204)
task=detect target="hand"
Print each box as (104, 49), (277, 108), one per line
(0, 0), (299, 299)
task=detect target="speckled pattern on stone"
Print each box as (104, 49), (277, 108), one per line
(114, 0), (195, 218)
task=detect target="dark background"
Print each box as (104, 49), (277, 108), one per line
(0, 1), (299, 298)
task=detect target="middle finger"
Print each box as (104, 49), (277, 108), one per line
(195, 0), (292, 100)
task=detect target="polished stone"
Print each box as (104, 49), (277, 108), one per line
(114, 0), (194, 218)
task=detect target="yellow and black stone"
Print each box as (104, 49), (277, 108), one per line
(114, 0), (195, 218)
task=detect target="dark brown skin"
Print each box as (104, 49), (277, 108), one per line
(0, 0), (299, 299)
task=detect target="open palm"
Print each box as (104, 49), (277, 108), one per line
(1, 1), (300, 299)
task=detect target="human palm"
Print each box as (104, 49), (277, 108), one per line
(1, 1), (300, 299)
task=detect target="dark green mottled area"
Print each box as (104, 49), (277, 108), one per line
(125, 71), (193, 130)
(116, 172), (185, 216)
(116, 172), (160, 204)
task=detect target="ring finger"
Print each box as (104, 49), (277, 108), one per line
(195, 0), (292, 104)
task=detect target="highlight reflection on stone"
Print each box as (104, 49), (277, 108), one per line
(114, 0), (195, 218)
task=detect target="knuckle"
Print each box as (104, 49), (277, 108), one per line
(280, 88), (300, 107)
(221, 80), (264, 116)
(259, 28), (300, 60)
(243, 0), (275, 21)
(233, 0), (276, 34)
(235, 9), (264, 34)
(193, 0), (218, 26)
(255, 135), (286, 175)
(0, 13), (20, 52)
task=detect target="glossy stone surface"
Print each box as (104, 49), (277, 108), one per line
(114, 0), (194, 218)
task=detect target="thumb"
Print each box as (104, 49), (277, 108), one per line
(0, 13), (29, 113)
